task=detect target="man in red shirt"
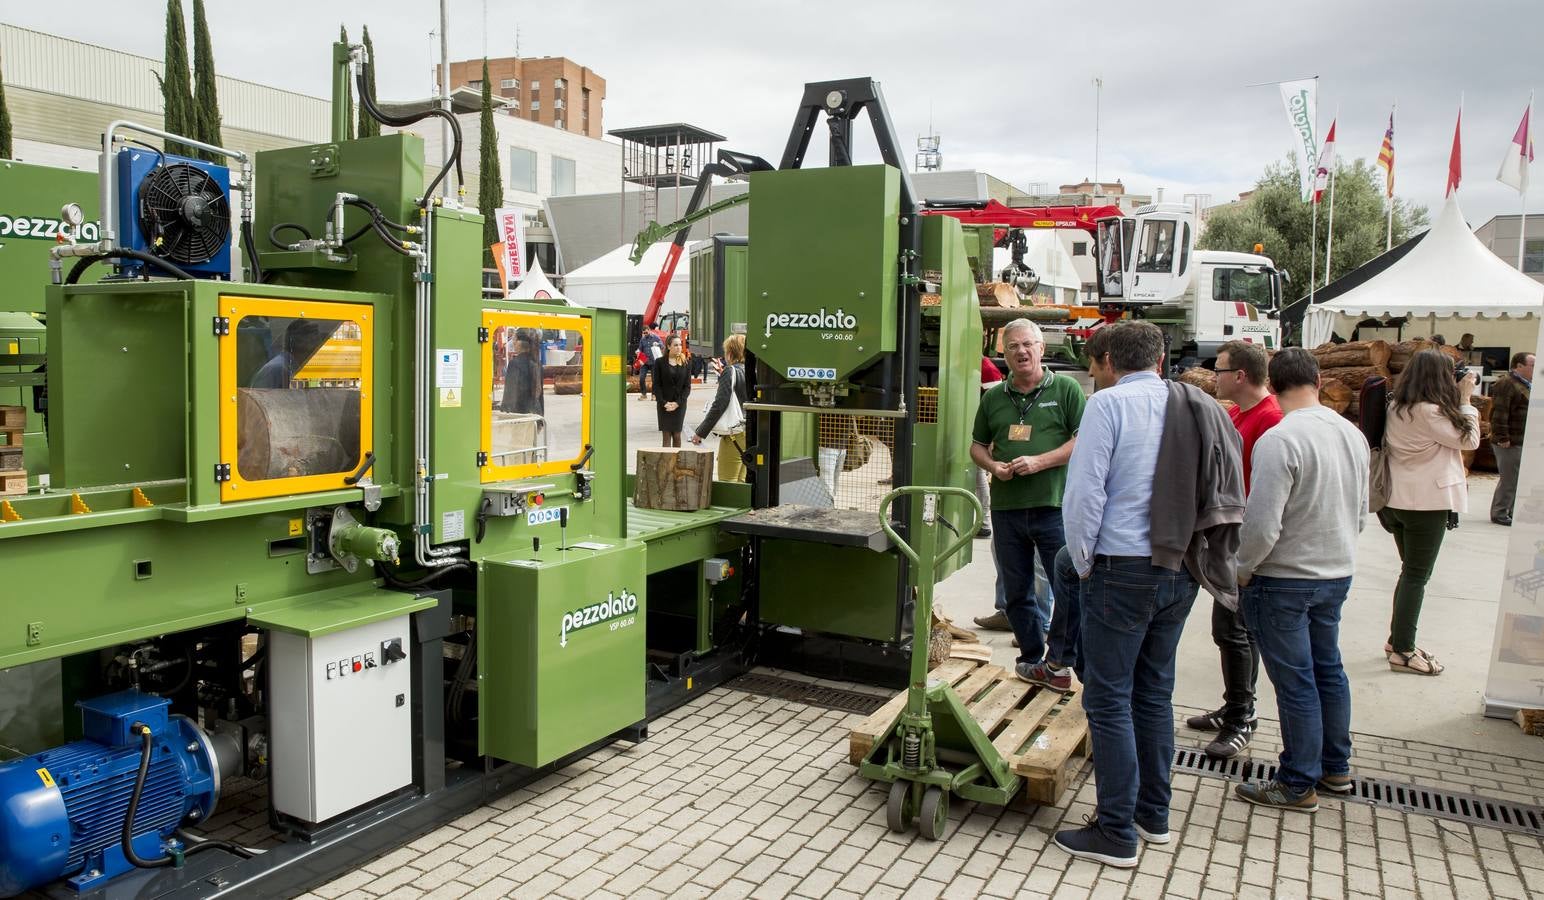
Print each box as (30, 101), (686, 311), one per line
(1185, 340), (1283, 760)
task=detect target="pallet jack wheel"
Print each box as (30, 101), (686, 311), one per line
(918, 786), (949, 840)
(886, 780), (915, 833)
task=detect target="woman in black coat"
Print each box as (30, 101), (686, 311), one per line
(499, 328), (544, 416)
(653, 334), (692, 446)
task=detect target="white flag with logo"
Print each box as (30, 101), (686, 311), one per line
(1278, 79), (1319, 203)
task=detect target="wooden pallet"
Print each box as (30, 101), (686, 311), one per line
(0, 470), (25, 496)
(0, 406), (23, 429)
(849, 658), (1091, 805)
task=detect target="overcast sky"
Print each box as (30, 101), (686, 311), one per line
(7, 1), (1540, 228)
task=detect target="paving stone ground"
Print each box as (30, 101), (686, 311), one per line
(295, 671), (1544, 900)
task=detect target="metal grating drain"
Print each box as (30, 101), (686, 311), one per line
(727, 673), (888, 715)
(1173, 746), (1544, 838)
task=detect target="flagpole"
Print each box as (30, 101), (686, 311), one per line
(1387, 100), (1396, 252)
(1309, 77), (1320, 306)
(1324, 105), (1339, 286)
(1521, 91), (1534, 270)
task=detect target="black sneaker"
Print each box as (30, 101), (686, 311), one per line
(1185, 708), (1258, 733)
(1204, 724), (1253, 760)
(1053, 819), (1138, 868)
(1235, 780), (1318, 812)
(1134, 821), (1170, 845)
(1317, 774), (1354, 795)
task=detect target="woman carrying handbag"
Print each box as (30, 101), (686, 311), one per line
(1377, 350), (1480, 676)
(689, 334), (749, 482)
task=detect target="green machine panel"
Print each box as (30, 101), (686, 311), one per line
(479, 540), (646, 766)
(747, 165), (899, 384)
(759, 539), (900, 642)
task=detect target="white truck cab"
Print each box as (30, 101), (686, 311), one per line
(1095, 202), (1285, 366)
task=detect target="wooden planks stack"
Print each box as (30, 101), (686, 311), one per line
(849, 658), (1091, 805)
(0, 407), (23, 496)
(633, 447), (715, 511)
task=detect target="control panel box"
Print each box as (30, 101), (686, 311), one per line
(269, 614), (413, 824)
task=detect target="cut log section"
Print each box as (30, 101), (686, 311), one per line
(1321, 365), (1391, 393)
(1319, 379), (1353, 414)
(633, 447), (715, 511)
(1177, 367), (1217, 396)
(977, 283), (1021, 308)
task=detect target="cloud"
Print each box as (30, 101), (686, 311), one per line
(7, 0), (1540, 225)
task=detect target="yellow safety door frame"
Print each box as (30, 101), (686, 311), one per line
(217, 295), (374, 502)
(480, 310), (592, 482)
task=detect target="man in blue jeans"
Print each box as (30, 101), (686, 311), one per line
(970, 319), (1084, 679)
(1234, 348), (1369, 811)
(1054, 322), (1213, 868)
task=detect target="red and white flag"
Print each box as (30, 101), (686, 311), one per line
(1497, 101), (1535, 194)
(1446, 109), (1463, 197)
(1313, 119), (1337, 203)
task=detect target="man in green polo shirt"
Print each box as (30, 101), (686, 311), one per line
(971, 318), (1085, 680)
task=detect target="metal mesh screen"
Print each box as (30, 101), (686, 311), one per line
(816, 413), (895, 512)
(917, 387), (938, 425)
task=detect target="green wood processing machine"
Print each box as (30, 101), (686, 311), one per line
(0, 48), (986, 898)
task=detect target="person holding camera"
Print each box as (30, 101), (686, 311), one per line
(1377, 350), (1480, 676)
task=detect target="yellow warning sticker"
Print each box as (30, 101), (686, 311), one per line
(287, 518), (303, 537)
(601, 355), (623, 375)
(37, 768), (55, 788)
(439, 387), (462, 408)
(5, 342), (17, 355)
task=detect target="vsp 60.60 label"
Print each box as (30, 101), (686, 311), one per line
(560, 589), (638, 647)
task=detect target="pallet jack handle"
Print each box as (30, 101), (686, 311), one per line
(877, 486), (982, 572)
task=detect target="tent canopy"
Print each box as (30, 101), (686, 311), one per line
(561, 241), (704, 315)
(508, 256), (569, 303)
(1303, 197), (1543, 347)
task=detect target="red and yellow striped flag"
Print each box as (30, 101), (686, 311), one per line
(1376, 111), (1395, 198)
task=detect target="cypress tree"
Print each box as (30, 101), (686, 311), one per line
(0, 49), (13, 160)
(160, 0), (196, 157)
(339, 25), (354, 140)
(478, 59), (504, 267)
(191, 0), (223, 161)
(358, 25), (381, 138)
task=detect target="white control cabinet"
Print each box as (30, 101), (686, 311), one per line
(269, 614), (414, 824)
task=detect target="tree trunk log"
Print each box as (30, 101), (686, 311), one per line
(1311, 340), (1392, 369)
(1177, 367), (1217, 396)
(977, 283), (1021, 307)
(1322, 365), (1391, 393)
(1319, 379), (1353, 414)
(1388, 339), (1460, 372)
(633, 447), (715, 511)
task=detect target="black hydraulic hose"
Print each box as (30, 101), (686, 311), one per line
(122, 727), (173, 869)
(268, 222), (313, 249)
(242, 220), (264, 284)
(176, 829), (255, 860)
(376, 558), (471, 589)
(65, 250), (194, 285)
(355, 58), (462, 207)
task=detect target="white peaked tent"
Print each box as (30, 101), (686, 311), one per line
(561, 241), (704, 315)
(508, 256), (569, 303)
(1303, 197), (1544, 349)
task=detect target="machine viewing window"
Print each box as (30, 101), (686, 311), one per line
(481, 310), (591, 481)
(1212, 268), (1273, 306)
(218, 297), (373, 502)
(1135, 220), (1176, 273)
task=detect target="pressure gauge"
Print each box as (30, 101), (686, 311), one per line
(825, 90), (844, 110)
(60, 203), (85, 227)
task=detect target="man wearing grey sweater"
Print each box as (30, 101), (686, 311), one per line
(1233, 348), (1370, 813)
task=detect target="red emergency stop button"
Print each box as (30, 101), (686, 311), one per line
(532, 493), (544, 506)
(352, 661), (363, 673)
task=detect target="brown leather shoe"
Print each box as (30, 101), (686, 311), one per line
(973, 612), (1010, 631)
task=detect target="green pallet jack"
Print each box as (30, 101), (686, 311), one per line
(860, 486), (1022, 840)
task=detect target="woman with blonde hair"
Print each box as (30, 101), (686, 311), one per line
(690, 334), (749, 482)
(1378, 349), (1480, 676)
(653, 334), (692, 446)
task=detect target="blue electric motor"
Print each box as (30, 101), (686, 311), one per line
(0, 690), (227, 897)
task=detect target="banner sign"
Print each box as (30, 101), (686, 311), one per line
(495, 207), (527, 291)
(1278, 79), (1319, 203)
